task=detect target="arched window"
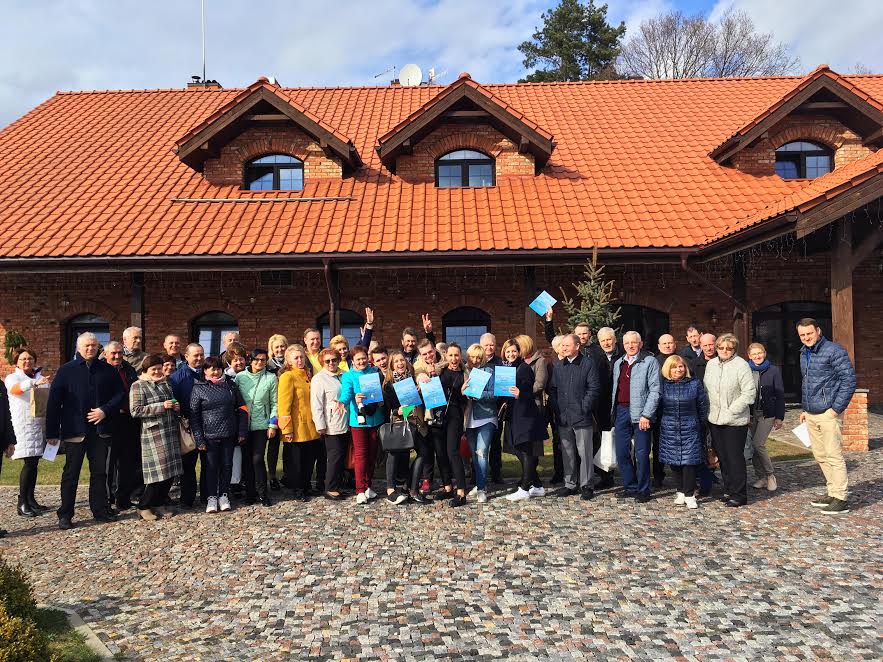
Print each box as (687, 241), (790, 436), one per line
(317, 309), (363, 348)
(775, 141), (833, 179)
(435, 149), (495, 188)
(192, 311), (238, 357)
(244, 154), (304, 191)
(442, 306), (491, 348)
(66, 313), (110, 360)
(618, 304), (670, 353)
(752, 301), (831, 399)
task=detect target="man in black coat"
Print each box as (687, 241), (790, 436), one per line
(679, 326), (704, 362)
(46, 332), (125, 530)
(103, 341), (141, 510)
(591, 327), (621, 489)
(549, 333), (600, 500)
(0, 381), (16, 538)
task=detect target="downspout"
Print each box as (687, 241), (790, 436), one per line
(323, 259), (340, 337)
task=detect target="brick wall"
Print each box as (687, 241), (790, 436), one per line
(842, 390), (869, 452)
(203, 126), (342, 187)
(731, 114), (874, 175)
(395, 123), (535, 183)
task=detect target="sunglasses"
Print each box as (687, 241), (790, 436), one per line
(323, 358), (337, 364)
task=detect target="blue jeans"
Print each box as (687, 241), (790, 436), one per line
(466, 423), (494, 491)
(204, 438), (236, 498)
(614, 405), (652, 495)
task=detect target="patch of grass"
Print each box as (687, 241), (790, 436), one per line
(34, 607), (101, 662)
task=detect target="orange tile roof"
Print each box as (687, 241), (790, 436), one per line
(1, 69), (882, 261)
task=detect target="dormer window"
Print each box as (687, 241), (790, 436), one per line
(244, 154), (304, 191)
(774, 141), (833, 180)
(435, 150), (494, 188)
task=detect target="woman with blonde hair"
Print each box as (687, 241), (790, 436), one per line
(329, 334), (352, 373)
(267, 335), (289, 374)
(278, 344), (321, 501)
(264, 335), (289, 490)
(462, 343), (496, 503)
(703, 333), (755, 507)
(658, 355), (709, 509)
(500, 339), (548, 502)
(746, 342), (784, 492)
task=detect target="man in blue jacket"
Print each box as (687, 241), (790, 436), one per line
(549, 334), (599, 500)
(611, 331), (660, 502)
(168, 343), (206, 507)
(46, 332), (125, 530)
(797, 318), (857, 515)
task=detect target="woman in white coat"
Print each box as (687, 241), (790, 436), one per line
(4, 347), (51, 517)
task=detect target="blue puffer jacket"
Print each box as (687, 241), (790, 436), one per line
(611, 351), (661, 423)
(799, 336), (857, 414)
(658, 377), (709, 466)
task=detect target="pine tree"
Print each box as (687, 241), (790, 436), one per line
(559, 250), (620, 334)
(518, 0), (626, 82)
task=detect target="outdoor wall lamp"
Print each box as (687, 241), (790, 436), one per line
(709, 309), (718, 325)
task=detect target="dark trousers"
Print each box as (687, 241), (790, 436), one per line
(514, 447), (540, 491)
(204, 438), (235, 498)
(489, 424), (503, 481)
(107, 418), (141, 507)
(284, 439), (321, 493)
(243, 430), (269, 499)
(709, 423), (748, 504)
(180, 449), (207, 506)
(444, 419), (466, 490)
(424, 425), (452, 487)
(551, 420), (564, 479)
(410, 431), (434, 493)
(651, 422), (666, 483)
(613, 405), (652, 496)
(313, 442), (326, 490)
(138, 478), (173, 509)
(386, 449), (410, 490)
(19, 456), (40, 503)
(324, 433), (349, 493)
(58, 432), (110, 520)
(671, 464), (698, 495)
(266, 435), (281, 481)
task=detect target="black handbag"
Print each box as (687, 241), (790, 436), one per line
(379, 421), (415, 451)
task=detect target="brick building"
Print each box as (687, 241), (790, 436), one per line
(0, 65), (880, 446)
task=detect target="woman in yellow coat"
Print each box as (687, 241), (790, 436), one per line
(277, 345), (321, 501)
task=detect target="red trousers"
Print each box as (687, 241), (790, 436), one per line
(351, 426), (380, 493)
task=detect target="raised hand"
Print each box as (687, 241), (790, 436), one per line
(365, 307), (375, 325)
(422, 313), (433, 334)
(544, 307), (553, 321)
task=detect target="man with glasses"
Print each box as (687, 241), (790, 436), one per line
(797, 318), (856, 515)
(169, 343), (206, 507)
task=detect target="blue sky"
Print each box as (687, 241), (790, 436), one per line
(0, 0), (880, 128)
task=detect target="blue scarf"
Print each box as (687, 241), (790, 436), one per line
(749, 359), (770, 372)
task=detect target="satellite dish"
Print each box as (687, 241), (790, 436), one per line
(399, 64), (423, 87)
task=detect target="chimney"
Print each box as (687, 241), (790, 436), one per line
(187, 75), (222, 90)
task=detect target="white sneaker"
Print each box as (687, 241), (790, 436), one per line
(205, 497), (218, 513)
(218, 495), (231, 512)
(365, 487), (377, 500)
(673, 492), (686, 505)
(477, 490), (488, 504)
(468, 486), (478, 497)
(685, 496), (698, 509)
(356, 492), (368, 505)
(528, 486), (546, 498)
(505, 487), (531, 502)
(767, 475), (777, 492)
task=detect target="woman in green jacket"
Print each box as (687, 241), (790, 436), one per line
(235, 348), (279, 506)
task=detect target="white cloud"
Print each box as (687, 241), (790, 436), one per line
(709, 0), (883, 74)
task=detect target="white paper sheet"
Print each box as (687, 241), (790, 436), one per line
(791, 422), (812, 448)
(42, 441), (60, 461)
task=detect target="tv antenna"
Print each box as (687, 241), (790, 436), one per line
(427, 68), (447, 85)
(200, 0), (206, 82)
(399, 64), (423, 87)
(374, 65), (396, 81)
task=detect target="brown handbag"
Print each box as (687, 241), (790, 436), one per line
(706, 446), (720, 469)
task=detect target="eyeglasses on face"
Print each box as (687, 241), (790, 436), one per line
(323, 358), (337, 364)
(252, 357), (267, 363)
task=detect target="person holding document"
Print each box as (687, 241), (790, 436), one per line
(414, 339), (452, 497)
(500, 339), (548, 502)
(438, 344), (468, 507)
(382, 352), (430, 505)
(462, 344), (496, 503)
(310, 348), (350, 501)
(339, 345), (385, 504)
(277, 345), (321, 502)
(5, 347), (50, 518)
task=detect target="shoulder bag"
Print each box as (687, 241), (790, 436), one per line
(379, 420), (414, 451)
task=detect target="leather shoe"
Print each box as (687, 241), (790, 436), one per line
(595, 476), (615, 490)
(260, 495), (273, 507)
(323, 492), (345, 501)
(554, 487), (579, 498)
(635, 493), (652, 503)
(17, 502), (37, 518)
(615, 491), (636, 499)
(269, 478), (282, 491)
(58, 518), (74, 530)
(580, 488), (595, 501)
(94, 512), (118, 523)
(0, 528), (7, 538)
(725, 499), (746, 508)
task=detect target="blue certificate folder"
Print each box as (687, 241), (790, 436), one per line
(463, 368), (491, 399)
(493, 366), (516, 397)
(421, 376), (448, 410)
(529, 290), (557, 316)
(392, 378), (423, 407)
(358, 372), (383, 404)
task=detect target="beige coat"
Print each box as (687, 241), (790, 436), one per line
(703, 355), (755, 426)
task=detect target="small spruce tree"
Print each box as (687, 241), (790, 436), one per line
(559, 250), (620, 334)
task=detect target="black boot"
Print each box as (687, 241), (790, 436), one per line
(28, 476), (48, 512)
(17, 494), (36, 518)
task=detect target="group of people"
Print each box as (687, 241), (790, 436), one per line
(0, 308), (858, 535)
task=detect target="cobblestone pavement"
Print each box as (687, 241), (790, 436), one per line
(1, 446), (881, 661)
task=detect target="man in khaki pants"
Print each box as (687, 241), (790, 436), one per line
(797, 318), (857, 515)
